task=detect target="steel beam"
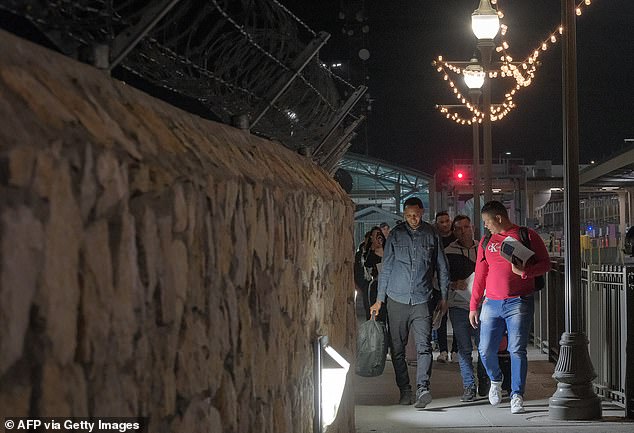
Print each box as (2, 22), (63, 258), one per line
(313, 85), (367, 156)
(108, 0), (183, 71)
(250, 31), (331, 129)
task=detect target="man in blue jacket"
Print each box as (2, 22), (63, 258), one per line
(370, 197), (450, 408)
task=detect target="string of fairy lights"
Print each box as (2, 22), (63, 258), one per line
(433, 0), (595, 126)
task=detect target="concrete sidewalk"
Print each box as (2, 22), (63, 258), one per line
(353, 348), (633, 432)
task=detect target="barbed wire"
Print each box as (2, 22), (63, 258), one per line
(269, 0), (317, 38)
(0, 0), (362, 152)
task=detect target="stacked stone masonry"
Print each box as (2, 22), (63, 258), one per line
(0, 30), (355, 432)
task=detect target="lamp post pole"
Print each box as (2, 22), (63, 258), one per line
(463, 58), (485, 238)
(478, 40), (494, 203)
(470, 89), (482, 239)
(548, 0), (601, 420)
(471, 0), (499, 204)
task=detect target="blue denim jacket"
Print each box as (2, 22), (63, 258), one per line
(377, 221), (449, 305)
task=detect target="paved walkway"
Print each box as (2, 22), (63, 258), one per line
(351, 293), (632, 433)
(353, 345), (632, 433)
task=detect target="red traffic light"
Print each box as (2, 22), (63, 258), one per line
(455, 171), (464, 180)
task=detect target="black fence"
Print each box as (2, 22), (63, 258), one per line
(533, 259), (634, 417)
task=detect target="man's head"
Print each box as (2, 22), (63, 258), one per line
(481, 200), (511, 234)
(402, 197), (424, 229)
(379, 222), (390, 238)
(435, 211), (452, 236)
(452, 215), (473, 244)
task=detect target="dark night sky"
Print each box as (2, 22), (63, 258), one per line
(286, 0), (634, 175)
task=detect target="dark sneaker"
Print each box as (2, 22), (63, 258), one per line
(414, 388), (433, 409)
(399, 390), (413, 405)
(460, 386), (477, 402)
(478, 377), (490, 397)
(436, 351), (449, 363)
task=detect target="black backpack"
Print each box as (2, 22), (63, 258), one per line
(480, 227), (545, 290)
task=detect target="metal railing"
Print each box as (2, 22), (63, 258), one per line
(533, 259), (634, 417)
(0, 0), (366, 171)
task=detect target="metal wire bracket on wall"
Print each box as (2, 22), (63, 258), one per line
(0, 0), (365, 172)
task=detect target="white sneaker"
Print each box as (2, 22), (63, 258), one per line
(488, 380), (503, 406)
(437, 351), (448, 363)
(450, 351), (458, 363)
(510, 394), (525, 414)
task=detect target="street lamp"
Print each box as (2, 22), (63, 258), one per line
(471, 0), (500, 40)
(463, 58), (485, 239)
(548, 0), (601, 420)
(471, 0), (500, 203)
(463, 59), (485, 89)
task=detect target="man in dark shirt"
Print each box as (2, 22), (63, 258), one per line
(433, 211), (457, 362)
(436, 211), (457, 248)
(370, 197), (449, 409)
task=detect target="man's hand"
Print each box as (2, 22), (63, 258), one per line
(469, 310), (479, 329)
(369, 301), (382, 319)
(436, 299), (448, 315)
(511, 262), (525, 276)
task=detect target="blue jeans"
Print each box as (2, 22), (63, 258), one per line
(449, 307), (480, 388)
(478, 296), (534, 398)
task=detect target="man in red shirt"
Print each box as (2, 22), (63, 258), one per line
(469, 201), (551, 414)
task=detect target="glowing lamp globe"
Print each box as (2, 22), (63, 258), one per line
(472, 0), (500, 40)
(464, 60), (485, 89)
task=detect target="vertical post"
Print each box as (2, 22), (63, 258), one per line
(625, 266), (634, 418)
(313, 337), (322, 433)
(470, 90), (482, 239)
(548, 0), (601, 420)
(618, 192), (627, 258)
(478, 41), (495, 203)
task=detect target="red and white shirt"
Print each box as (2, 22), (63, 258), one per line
(470, 225), (551, 311)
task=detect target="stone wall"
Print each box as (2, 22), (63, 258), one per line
(0, 30), (356, 432)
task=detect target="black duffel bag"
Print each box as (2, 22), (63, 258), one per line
(355, 316), (388, 377)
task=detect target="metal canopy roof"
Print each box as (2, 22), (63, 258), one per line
(580, 146), (634, 188)
(338, 152), (432, 208)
